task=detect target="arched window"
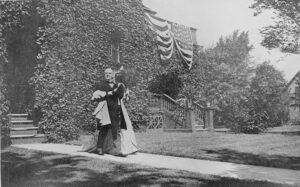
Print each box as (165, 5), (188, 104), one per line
(111, 40), (120, 63)
(111, 30), (123, 63)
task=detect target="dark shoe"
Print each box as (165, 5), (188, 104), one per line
(87, 147), (97, 153)
(116, 153), (127, 157)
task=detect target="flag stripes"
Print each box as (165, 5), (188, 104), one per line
(145, 12), (193, 69)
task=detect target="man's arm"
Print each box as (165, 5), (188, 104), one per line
(106, 83), (125, 99)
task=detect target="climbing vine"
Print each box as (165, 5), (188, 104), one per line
(0, 1), (31, 148)
(30, 0), (165, 142)
(1, 0), (189, 142)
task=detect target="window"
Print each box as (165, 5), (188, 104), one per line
(295, 86), (300, 98)
(111, 41), (120, 63)
(111, 30), (123, 63)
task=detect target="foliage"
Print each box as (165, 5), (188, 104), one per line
(0, 58), (11, 148)
(288, 118), (300, 125)
(189, 31), (285, 133)
(124, 89), (150, 131)
(200, 31), (254, 131)
(0, 1), (32, 148)
(27, 0), (162, 142)
(228, 62), (286, 133)
(148, 71), (183, 99)
(1, 1), (40, 113)
(248, 62), (286, 127)
(251, 0), (300, 53)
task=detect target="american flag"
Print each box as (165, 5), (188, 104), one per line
(145, 12), (193, 69)
(171, 23), (193, 51)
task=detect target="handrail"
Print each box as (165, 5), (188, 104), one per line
(193, 101), (206, 109)
(148, 93), (207, 111)
(163, 94), (207, 110)
(147, 92), (211, 129)
(162, 96), (187, 111)
(162, 94), (178, 104)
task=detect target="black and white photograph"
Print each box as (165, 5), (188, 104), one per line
(1, 0), (300, 186)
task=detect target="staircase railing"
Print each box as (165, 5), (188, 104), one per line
(148, 93), (187, 124)
(147, 93), (212, 131)
(161, 94), (188, 125)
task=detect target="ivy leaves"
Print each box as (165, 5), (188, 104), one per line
(30, 0), (163, 141)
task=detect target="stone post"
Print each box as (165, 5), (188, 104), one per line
(188, 108), (197, 132)
(206, 108), (214, 132)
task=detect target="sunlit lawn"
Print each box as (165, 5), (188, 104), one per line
(268, 125), (300, 133)
(135, 129), (300, 170)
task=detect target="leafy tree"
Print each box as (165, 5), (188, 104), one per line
(202, 31), (254, 129)
(251, 0), (300, 53)
(246, 62), (286, 132)
(198, 31), (286, 133)
(148, 71), (183, 99)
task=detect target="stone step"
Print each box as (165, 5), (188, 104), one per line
(10, 117), (30, 121)
(10, 127), (38, 131)
(10, 127), (38, 136)
(8, 113), (28, 117)
(194, 124), (205, 129)
(195, 128), (209, 131)
(11, 120), (34, 124)
(10, 134), (45, 139)
(215, 128), (230, 132)
(11, 134), (46, 144)
(11, 123), (35, 128)
(8, 114), (29, 121)
(10, 130), (38, 136)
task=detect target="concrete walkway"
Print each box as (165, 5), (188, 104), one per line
(13, 143), (300, 186)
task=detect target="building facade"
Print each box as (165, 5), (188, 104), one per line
(284, 71), (300, 121)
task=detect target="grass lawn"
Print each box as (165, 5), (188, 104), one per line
(1, 147), (293, 187)
(268, 126), (300, 135)
(268, 125), (300, 132)
(134, 130), (300, 170)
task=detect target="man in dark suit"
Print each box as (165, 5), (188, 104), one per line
(93, 68), (125, 156)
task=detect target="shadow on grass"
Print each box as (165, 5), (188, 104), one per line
(203, 149), (300, 170)
(1, 147), (291, 187)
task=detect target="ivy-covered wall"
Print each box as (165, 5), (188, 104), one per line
(30, 0), (166, 142)
(1, 0), (191, 143)
(1, 1), (33, 148)
(0, 54), (11, 148)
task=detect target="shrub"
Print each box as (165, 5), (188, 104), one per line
(240, 111), (269, 134)
(124, 90), (150, 130)
(288, 118), (300, 126)
(148, 71), (183, 99)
